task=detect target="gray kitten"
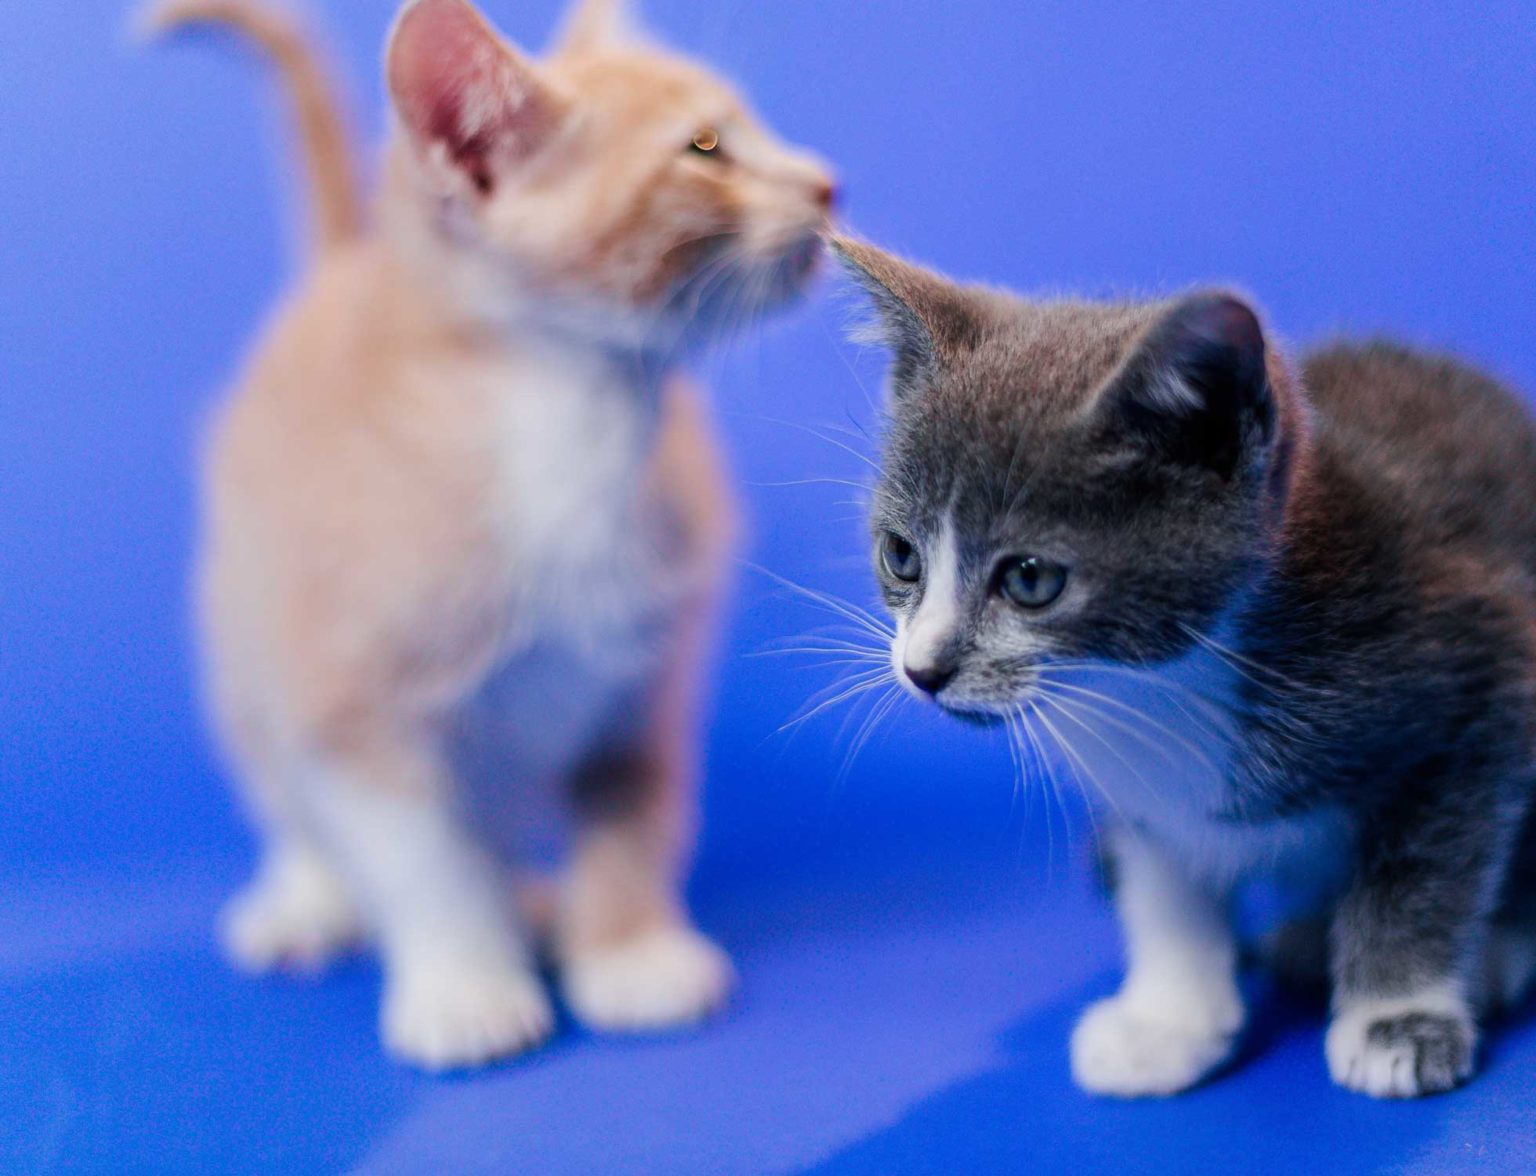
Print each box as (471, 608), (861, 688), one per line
(831, 235), (1536, 1099)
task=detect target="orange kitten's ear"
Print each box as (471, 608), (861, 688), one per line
(387, 0), (568, 196)
(556, 0), (642, 54)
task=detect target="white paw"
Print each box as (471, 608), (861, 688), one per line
(383, 963), (554, 1072)
(1326, 992), (1476, 1098)
(564, 926), (733, 1032)
(219, 853), (360, 974)
(1071, 995), (1240, 1097)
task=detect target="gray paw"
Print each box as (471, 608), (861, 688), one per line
(1327, 998), (1476, 1098)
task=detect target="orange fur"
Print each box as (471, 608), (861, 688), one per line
(148, 0), (362, 250)
(156, 0), (832, 1069)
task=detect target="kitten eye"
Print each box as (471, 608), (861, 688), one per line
(881, 533), (922, 582)
(998, 556), (1068, 609)
(689, 128), (722, 157)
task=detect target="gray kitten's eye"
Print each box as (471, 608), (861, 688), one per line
(881, 532), (922, 582)
(999, 556), (1068, 609)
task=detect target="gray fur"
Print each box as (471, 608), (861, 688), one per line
(833, 235), (1536, 1095)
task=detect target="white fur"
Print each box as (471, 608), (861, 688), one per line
(563, 925), (733, 1030)
(1071, 829), (1244, 1096)
(219, 842), (359, 973)
(304, 764), (554, 1069)
(1325, 984), (1473, 1098)
(894, 521), (959, 697)
(1040, 636), (1353, 888)
(1048, 634), (1357, 1097)
(447, 341), (689, 851)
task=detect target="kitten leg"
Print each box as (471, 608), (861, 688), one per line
(1482, 819), (1536, 1012)
(221, 836), (360, 974)
(1072, 824), (1244, 1097)
(212, 709), (361, 973)
(1479, 922), (1536, 1014)
(1324, 792), (1519, 1098)
(304, 729), (553, 1070)
(558, 642), (732, 1032)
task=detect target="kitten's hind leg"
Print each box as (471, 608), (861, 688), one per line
(214, 712), (361, 974)
(221, 837), (361, 975)
(1324, 780), (1518, 1098)
(1482, 827), (1536, 1012)
(1071, 824), (1245, 1097)
(557, 648), (732, 1033)
(1481, 922), (1536, 1013)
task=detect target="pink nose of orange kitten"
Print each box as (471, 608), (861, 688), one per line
(148, 0), (834, 1070)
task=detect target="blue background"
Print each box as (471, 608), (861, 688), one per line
(4, 0), (1536, 1171)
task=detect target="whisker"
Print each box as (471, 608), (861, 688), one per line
(836, 683), (902, 791)
(748, 477), (873, 492)
(776, 664), (892, 734)
(726, 412), (883, 474)
(1179, 622), (1339, 699)
(1026, 700), (1077, 869)
(1036, 692), (1148, 814)
(1037, 676), (1227, 773)
(1029, 698), (1109, 844)
(741, 562), (894, 642)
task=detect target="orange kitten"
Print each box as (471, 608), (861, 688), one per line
(148, 0), (833, 1070)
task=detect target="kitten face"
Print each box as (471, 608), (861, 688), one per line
(836, 239), (1286, 720)
(386, 0), (834, 343)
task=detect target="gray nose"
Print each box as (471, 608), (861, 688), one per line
(905, 662), (956, 696)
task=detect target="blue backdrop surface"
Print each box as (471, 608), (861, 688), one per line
(4, 1), (1536, 1171)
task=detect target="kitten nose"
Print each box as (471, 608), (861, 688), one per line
(905, 661), (956, 696)
(813, 178), (840, 212)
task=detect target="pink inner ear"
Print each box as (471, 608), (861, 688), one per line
(388, 0), (558, 190)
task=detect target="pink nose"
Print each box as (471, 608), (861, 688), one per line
(813, 177), (841, 213)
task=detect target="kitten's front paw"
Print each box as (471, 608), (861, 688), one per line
(1326, 997), (1476, 1098)
(220, 854), (360, 974)
(384, 963), (554, 1071)
(1071, 995), (1240, 1097)
(563, 925), (733, 1032)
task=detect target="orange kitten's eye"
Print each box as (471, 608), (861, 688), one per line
(689, 128), (722, 157)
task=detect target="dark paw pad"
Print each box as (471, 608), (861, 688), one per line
(1364, 1012), (1475, 1095)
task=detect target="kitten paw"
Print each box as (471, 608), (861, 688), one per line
(1326, 995), (1476, 1098)
(563, 926), (733, 1032)
(1071, 995), (1240, 1097)
(220, 851), (360, 974)
(384, 962), (554, 1071)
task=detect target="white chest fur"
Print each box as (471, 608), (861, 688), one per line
(439, 337), (691, 798)
(1036, 644), (1352, 890)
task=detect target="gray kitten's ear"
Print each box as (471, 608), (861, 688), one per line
(1102, 291), (1275, 478)
(556, 0), (643, 52)
(829, 236), (984, 395)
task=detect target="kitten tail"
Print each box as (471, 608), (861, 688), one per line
(141, 0), (362, 255)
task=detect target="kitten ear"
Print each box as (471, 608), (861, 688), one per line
(830, 236), (984, 395)
(387, 0), (568, 197)
(557, 0), (642, 53)
(1102, 291), (1275, 478)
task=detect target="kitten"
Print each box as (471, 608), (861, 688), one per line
(147, 0), (833, 1070)
(832, 236), (1536, 1099)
